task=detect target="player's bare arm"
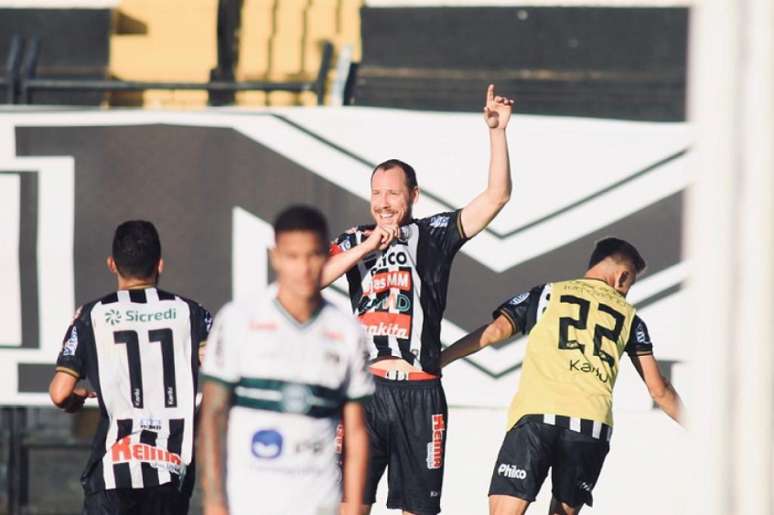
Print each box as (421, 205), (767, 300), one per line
(459, 84), (515, 239)
(629, 353), (683, 424)
(339, 400), (369, 515)
(440, 314), (515, 368)
(49, 371), (96, 413)
(200, 381), (233, 515)
(322, 225), (399, 288)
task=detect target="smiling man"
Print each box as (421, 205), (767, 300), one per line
(324, 85), (515, 515)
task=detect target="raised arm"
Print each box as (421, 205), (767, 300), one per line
(629, 353), (683, 425)
(441, 314), (515, 368)
(460, 84), (515, 239)
(199, 381), (233, 515)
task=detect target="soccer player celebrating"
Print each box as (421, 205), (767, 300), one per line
(325, 84), (515, 515)
(198, 206), (374, 515)
(441, 238), (683, 515)
(49, 220), (212, 515)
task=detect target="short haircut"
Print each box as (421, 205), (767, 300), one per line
(588, 237), (646, 274)
(371, 158), (418, 190)
(112, 220), (162, 279)
(273, 205), (329, 245)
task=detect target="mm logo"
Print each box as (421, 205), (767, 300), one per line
(105, 309), (122, 326)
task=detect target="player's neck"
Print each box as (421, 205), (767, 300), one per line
(583, 269), (614, 289)
(116, 276), (157, 291)
(275, 289), (323, 325)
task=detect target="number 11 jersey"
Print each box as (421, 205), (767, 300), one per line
(55, 287), (212, 495)
(495, 278), (654, 430)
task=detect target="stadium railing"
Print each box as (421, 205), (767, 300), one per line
(2, 35), (334, 106)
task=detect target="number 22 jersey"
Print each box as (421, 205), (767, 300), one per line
(55, 287), (212, 495)
(496, 278), (654, 430)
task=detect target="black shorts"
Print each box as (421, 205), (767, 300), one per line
(488, 416), (610, 508)
(362, 376), (448, 514)
(83, 483), (190, 515)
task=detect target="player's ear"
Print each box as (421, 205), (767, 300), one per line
(107, 256), (117, 275)
(157, 258), (164, 276)
(410, 186), (420, 205)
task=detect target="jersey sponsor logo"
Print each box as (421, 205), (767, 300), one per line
(105, 309), (122, 326)
(110, 435), (184, 474)
(335, 423), (344, 455)
(635, 323), (649, 345)
(140, 418), (162, 431)
(498, 464), (527, 479)
(62, 326), (79, 356)
(125, 308), (177, 323)
(509, 292), (529, 306)
(249, 320), (279, 332)
(365, 270), (412, 295)
(323, 330), (344, 342)
(429, 215), (450, 229)
(426, 414), (445, 469)
(251, 429), (283, 459)
(569, 359), (611, 384)
(370, 250), (409, 269)
(358, 312), (411, 339)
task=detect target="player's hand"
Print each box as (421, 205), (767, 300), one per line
(362, 225), (398, 252)
(483, 84), (515, 130)
(63, 387), (96, 413)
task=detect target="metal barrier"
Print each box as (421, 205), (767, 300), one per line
(1, 35), (334, 106)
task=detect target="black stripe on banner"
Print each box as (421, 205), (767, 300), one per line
(113, 419), (133, 488)
(168, 418), (185, 484)
(101, 292), (119, 305)
(140, 430), (160, 487)
(157, 289), (176, 301)
(129, 289), (147, 304)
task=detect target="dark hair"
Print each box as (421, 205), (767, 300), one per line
(588, 237), (646, 273)
(371, 159), (418, 190)
(273, 205), (329, 244)
(112, 220), (162, 279)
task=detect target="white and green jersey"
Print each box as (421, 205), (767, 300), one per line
(201, 289), (374, 515)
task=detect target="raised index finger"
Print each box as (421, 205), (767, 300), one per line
(486, 84), (494, 104)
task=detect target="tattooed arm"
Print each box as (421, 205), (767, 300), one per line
(199, 380), (233, 515)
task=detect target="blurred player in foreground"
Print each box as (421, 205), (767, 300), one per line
(49, 220), (212, 515)
(199, 205), (374, 515)
(325, 84), (515, 515)
(441, 238), (683, 515)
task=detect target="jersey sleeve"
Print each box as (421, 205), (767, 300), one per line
(193, 303), (213, 349)
(417, 210), (468, 261)
(492, 284), (547, 335)
(343, 328), (375, 402)
(200, 304), (241, 388)
(625, 315), (654, 356)
(55, 307), (90, 380)
(329, 227), (364, 256)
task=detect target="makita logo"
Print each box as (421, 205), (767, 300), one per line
(498, 464), (527, 479)
(426, 414), (445, 469)
(111, 435), (183, 474)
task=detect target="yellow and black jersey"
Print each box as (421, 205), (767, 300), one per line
(495, 278), (653, 431)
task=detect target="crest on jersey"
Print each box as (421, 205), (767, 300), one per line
(105, 308), (122, 326)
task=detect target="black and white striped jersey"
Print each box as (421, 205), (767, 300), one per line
(331, 210), (468, 375)
(55, 287), (212, 495)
